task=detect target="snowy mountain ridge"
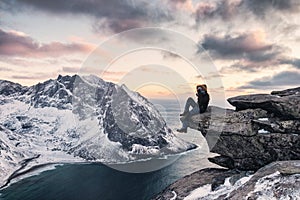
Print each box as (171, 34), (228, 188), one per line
(0, 74), (196, 188)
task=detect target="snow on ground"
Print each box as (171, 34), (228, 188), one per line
(247, 171), (300, 200)
(184, 184), (211, 200)
(0, 99), (84, 187)
(258, 118), (269, 121)
(0, 98), (122, 186)
(0, 95), (193, 188)
(183, 175), (253, 200)
(0, 75), (196, 188)
(258, 129), (270, 134)
(170, 191), (177, 200)
(183, 170), (300, 200)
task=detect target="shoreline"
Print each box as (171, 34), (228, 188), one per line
(0, 145), (201, 190)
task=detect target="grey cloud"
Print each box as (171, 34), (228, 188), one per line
(280, 58), (300, 69)
(220, 63), (256, 73)
(201, 33), (282, 61)
(245, 48), (284, 62)
(1, 0), (173, 33)
(195, 0), (241, 22)
(2, 0), (299, 34)
(116, 28), (172, 45)
(169, 0), (188, 3)
(221, 56), (300, 73)
(243, 0), (300, 16)
(195, 0), (300, 23)
(239, 71), (300, 89)
(200, 31), (300, 73)
(2, 0), (143, 17)
(195, 72), (223, 80)
(93, 19), (145, 34)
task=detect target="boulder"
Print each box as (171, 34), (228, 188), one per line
(154, 160), (300, 200)
(155, 87), (300, 200)
(184, 87), (300, 171)
(153, 168), (240, 200)
(271, 86), (300, 96)
(226, 160), (300, 199)
(227, 93), (300, 119)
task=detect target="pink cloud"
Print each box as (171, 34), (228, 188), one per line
(0, 29), (95, 58)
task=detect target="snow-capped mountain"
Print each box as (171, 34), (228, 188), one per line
(0, 74), (196, 187)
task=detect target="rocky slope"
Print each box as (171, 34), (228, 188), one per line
(188, 87), (300, 170)
(155, 87), (300, 199)
(0, 74), (196, 188)
(154, 160), (300, 200)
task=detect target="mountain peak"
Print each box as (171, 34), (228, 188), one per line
(0, 79), (26, 96)
(0, 75), (196, 186)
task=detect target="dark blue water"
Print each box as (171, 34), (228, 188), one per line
(0, 99), (212, 200)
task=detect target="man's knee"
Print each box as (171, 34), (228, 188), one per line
(187, 97), (194, 102)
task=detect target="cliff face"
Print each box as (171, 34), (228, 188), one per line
(155, 87), (300, 199)
(187, 87), (300, 171)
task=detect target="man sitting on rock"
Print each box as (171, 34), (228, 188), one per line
(177, 84), (210, 133)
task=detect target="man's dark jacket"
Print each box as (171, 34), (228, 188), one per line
(197, 90), (210, 113)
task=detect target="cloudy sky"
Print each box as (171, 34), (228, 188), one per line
(0, 0), (300, 106)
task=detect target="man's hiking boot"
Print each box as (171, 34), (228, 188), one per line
(179, 112), (188, 116)
(177, 128), (187, 133)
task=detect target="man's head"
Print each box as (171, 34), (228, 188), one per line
(196, 84), (207, 92)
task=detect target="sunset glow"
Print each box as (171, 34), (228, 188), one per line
(0, 0), (299, 106)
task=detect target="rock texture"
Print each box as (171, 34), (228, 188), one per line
(153, 168), (240, 200)
(226, 160), (300, 199)
(186, 87), (300, 171)
(154, 160), (300, 200)
(154, 87), (300, 199)
(227, 93), (300, 119)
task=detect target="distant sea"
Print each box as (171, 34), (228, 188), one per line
(0, 99), (215, 200)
